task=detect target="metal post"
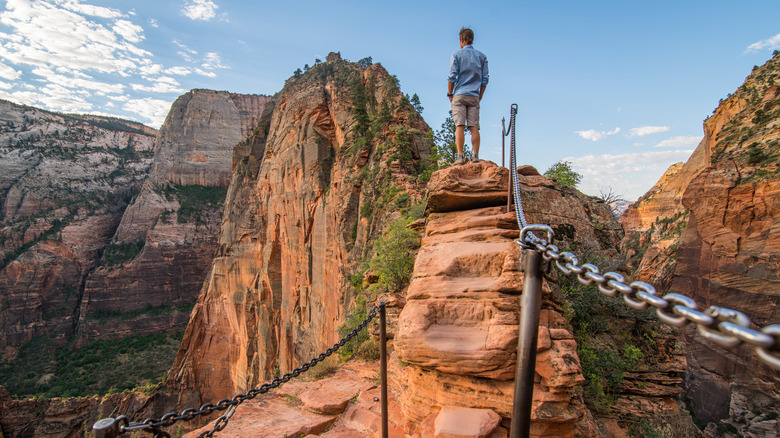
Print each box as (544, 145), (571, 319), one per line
(379, 303), (388, 438)
(92, 418), (120, 438)
(509, 248), (544, 438)
(501, 117), (506, 168)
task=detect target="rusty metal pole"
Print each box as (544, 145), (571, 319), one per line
(509, 246), (544, 438)
(379, 303), (389, 438)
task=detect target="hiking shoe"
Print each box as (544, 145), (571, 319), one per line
(453, 158), (468, 166)
(471, 156), (480, 163)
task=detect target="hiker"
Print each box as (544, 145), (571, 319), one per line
(447, 27), (489, 165)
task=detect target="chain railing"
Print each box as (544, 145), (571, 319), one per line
(93, 303), (388, 438)
(504, 104), (779, 438)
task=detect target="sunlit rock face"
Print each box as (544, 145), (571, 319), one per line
(167, 53), (433, 407)
(394, 162), (625, 437)
(669, 54), (780, 433)
(78, 90), (272, 341)
(621, 52), (780, 434)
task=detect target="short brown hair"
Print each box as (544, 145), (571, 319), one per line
(459, 27), (474, 45)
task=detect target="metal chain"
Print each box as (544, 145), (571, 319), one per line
(503, 104), (780, 371)
(529, 242), (780, 370)
(98, 303), (385, 437)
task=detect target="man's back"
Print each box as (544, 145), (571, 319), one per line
(448, 45), (489, 97)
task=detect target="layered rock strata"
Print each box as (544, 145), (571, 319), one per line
(394, 162), (622, 437)
(167, 53), (433, 408)
(77, 90), (271, 340)
(669, 54), (780, 435)
(0, 100), (156, 351)
(620, 52), (780, 434)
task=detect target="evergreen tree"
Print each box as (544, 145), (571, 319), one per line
(410, 93), (423, 114)
(357, 56), (373, 68)
(434, 110), (471, 164)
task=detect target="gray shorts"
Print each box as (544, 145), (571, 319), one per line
(451, 94), (480, 129)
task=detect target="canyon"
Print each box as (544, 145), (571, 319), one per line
(1, 51), (779, 438)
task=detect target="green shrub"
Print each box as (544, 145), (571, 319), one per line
(101, 240), (144, 267)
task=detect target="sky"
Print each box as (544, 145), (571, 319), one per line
(1, 0), (779, 201)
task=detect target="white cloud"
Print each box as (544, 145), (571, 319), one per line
(112, 19), (144, 44)
(0, 61), (21, 80)
(131, 76), (184, 94)
(31, 66), (125, 94)
(194, 68), (216, 78)
(565, 149), (695, 201)
(628, 125), (670, 137)
(575, 127), (620, 141)
(182, 0), (219, 21)
(149, 18), (159, 28)
(0, 80), (11, 89)
(165, 66), (192, 76)
(654, 135), (702, 148)
(56, 0), (124, 19)
(122, 97), (172, 128)
(173, 39), (198, 62)
(202, 52), (228, 70)
(746, 32), (780, 52)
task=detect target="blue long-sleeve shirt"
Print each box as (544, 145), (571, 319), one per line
(448, 45), (489, 97)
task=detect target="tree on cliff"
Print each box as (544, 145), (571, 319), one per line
(434, 110), (472, 164)
(544, 160), (582, 187)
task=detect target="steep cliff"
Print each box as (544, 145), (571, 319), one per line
(167, 53), (433, 407)
(671, 53), (780, 435)
(0, 100), (155, 353)
(77, 90), (271, 341)
(620, 52), (780, 435)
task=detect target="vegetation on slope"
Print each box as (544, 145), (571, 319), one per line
(0, 332), (183, 398)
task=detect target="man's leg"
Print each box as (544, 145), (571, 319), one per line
(469, 126), (480, 160)
(456, 125), (465, 157)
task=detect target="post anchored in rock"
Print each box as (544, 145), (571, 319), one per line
(510, 225), (553, 438)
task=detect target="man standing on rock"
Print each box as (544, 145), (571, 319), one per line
(447, 27), (489, 166)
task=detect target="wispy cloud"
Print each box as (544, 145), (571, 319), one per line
(628, 125), (670, 137)
(746, 32), (780, 52)
(122, 97), (172, 127)
(565, 149), (695, 201)
(575, 127), (620, 141)
(0, 0), (229, 128)
(182, 0), (222, 21)
(654, 135), (702, 148)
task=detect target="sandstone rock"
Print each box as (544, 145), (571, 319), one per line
(185, 397), (336, 438)
(168, 56), (433, 407)
(434, 406), (501, 438)
(393, 161), (625, 436)
(426, 161), (509, 213)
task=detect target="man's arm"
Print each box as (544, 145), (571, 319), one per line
(448, 81), (454, 101)
(479, 84), (486, 101)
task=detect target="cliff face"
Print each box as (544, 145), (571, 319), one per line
(167, 53), (433, 407)
(621, 52), (780, 434)
(670, 54), (780, 435)
(0, 100), (155, 351)
(76, 90), (271, 341)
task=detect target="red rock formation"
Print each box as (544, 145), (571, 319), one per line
(0, 385), (177, 438)
(393, 162), (629, 437)
(622, 52), (780, 434)
(0, 100), (156, 351)
(77, 90), (271, 341)
(167, 54), (433, 408)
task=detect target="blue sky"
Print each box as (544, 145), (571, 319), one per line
(1, 0), (778, 201)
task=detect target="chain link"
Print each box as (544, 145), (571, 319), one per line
(503, 102), (778, 371)
(96, 303), (385, 437)
(523, 234), (780, 371)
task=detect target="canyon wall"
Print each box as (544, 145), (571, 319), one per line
(0, 100), (156, 352)
(621, 52), (780, 435)
(77, 90), (271, 341)
(167, 53), (434, 408)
